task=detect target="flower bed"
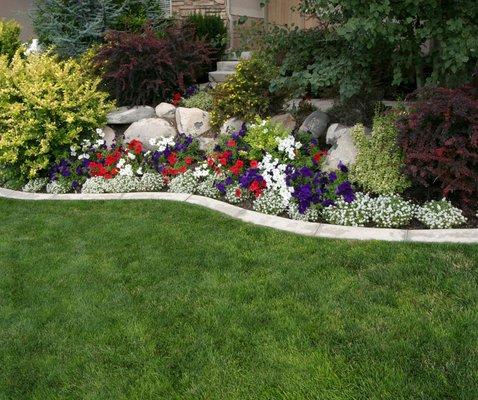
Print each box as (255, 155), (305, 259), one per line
(20, 120), (475, 230)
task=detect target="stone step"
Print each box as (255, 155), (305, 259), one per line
(216, 61), (240, 71)
(208, 70), (235, 83)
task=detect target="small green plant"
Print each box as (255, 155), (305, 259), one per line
(210, 54), (282, 129)
(0, 19), (21, 62)
(350, 113), (410, 195)
(182, 91), (213, 111)
(244, 117), (289, 160)
(0, 52), (114, 180)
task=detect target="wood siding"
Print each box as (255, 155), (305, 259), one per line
(266, 0), (318, 28)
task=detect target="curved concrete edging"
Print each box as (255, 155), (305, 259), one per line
(0, 187), (477, 244)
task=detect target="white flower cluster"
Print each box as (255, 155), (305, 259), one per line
(46, 180), (70, 194)
(252, 189), (287, 216)
(225, 185), (244, 205)
(192, 162), (211, 179)
(73, 128), (106, 159)
(107, 175), (141, 193)
(369, 195), (417, 228)
(276, 135), (302, 160)
(139, 173), (164, 192)
(197, 177), (220, 198)
(116, 158), (143, 177)
(22, 178), (48, 193)
(416, 199), (467, 229)
(287, 202), (320, 222)
(323, 192), (372, 227)
(258, 153), (293, 208)
(81, 177), (108, 194)
(149, 137), (175, 152)
(168, 170), (198, 194)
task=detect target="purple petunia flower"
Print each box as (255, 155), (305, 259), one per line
(337, 161), (349, 173)
(335, 181), (355, 203)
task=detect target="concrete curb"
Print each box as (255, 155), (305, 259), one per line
(0, 187), (476, 244)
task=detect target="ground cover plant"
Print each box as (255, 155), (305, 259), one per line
(0, 198), (477, 399)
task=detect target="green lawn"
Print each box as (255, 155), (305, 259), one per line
(0, 198), (477, 400)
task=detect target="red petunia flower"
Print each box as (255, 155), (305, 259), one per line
(249, 160), (258, 168)
(235, 188), (242, 198)
(172, 92), (182, 107)
(185, 156), (193, 165)
(227, 139), (237, 147)
(229, 159), (244, 175)
(167, 152), (177, 166)
(128, 139), (143, 155)
(313, 150), (327, 163)
(96, 152), (103, 160)
(218, 151), (232, 166)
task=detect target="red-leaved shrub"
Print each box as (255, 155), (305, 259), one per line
(94, 24), (211, 106)
(397, 86), (478, 211)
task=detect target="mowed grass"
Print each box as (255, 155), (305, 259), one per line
(0, 198), (477, 400)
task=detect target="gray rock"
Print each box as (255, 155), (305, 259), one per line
(298, 110), (330, 138)
(219, 117), (244, 136)
(323, 131), (357, 171)
(326, 123), (350, 146)
(107, 106), (156, 124)
(271, 113), (296, 134)
(155, 103), (176, 120)
(102, 126), (117, 148)
(284, 98), (335, 112)
(124, 118), (176, 150)
(241, 51), (252, 60)
(176, 107), (211, 137)
(197, 137), (218, 153)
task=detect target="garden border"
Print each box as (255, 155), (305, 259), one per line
(1, 187), (476, 244)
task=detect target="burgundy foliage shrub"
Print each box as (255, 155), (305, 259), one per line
(397, 86), (478, 211)
(94, 24), (211, 106)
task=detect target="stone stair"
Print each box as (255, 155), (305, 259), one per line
(208, 61), (240, 84)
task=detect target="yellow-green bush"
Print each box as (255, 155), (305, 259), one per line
(350, 113), (410, 195)
(0, 19), (21, 62)
(244, 117), (289, 160)
(210, 55), (282, 129)
(0, 53), (114, 180)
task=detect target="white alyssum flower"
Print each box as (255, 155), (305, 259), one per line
(288, 202), (320, 222)
(23, 178), (49, 193)
(253, 188), (288, 216)
(139, 173), (164, 192)
(168, 170), (198, 194)
(150, 137), (175, 152)
(196, 172), (221, 199)
(258, 153), (293, 209)
(107, 175), (141, 193)
(46, 180), (70, 194)
(323, 192), (373, 227)
(136, 167), (143, 176)
(225, 185), (245, 205)
(416, 199), (467, 229)
(276, 135), (302, 160)
(82, 177), (109, 194)
(369, 195), (418, 228)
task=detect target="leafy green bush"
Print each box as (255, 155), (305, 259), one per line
(32, 0), (168, 57)
(244, 117), (289, 160)
(0, 53), (114, 180)
(182, 91), (213, 111)
(210, 55), (282, 129)
(350, 113), (410, 195)
(0, 19), (21, 62)
(186, 13), (227, 58)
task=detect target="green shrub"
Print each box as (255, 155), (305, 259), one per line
(182, 91), (213, 111)
(0, 19), (21, 62)
(210, 55), (282, 129)
(0, 53), (114, 180)
(32, 0), (168, 57)
(186, 13), (227, 58)
(244, 117), (289, 160)
(349, 113), (410, 195)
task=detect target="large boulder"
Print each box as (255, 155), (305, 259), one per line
(107, 106), (156, 124)
(298, 110), (330, 139)
(219, 117), (244, 136)
(101, 126), (116, 148)
(326, 123), (350, 146)
(271, 113), (296, 134)
(197, 137), (218, 153)
(124, 118), (176, 149)
(323, 131), (357, 171)
(155, 102), (176, 120)
(176, 107), (211, 137)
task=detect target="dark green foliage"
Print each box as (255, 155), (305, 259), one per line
(0, 19), (21, 62)
(186, 13), (227, 58)
(327, 95), (384, 127)
(32, 0), (168, 57)
(1, 198), (477, 399)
